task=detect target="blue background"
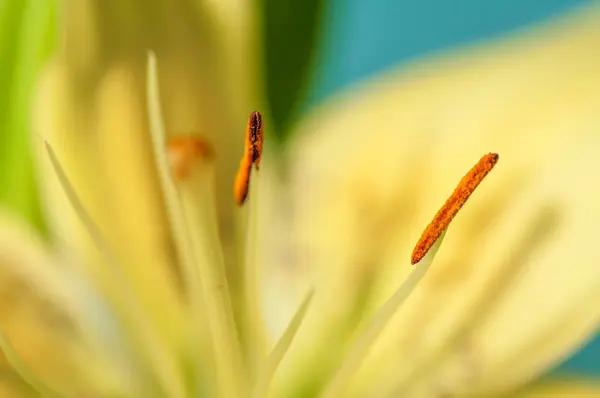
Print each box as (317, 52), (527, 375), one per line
(309, 0), (599, 376)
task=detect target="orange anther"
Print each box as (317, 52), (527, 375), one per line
(167, 136), (214, 180)
(234, 111), (264, 205)
(411, 153), (499, 264)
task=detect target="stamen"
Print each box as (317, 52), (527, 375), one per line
(234, 111), (264, 205)
(250, 289), (315, 398)
(322, 231), (447, 398)
(147, 54), (214, 391)
(235, 112), (267, 371)
(168, 136), (214, 180)
(147, 52), (246, 397)
(411, 153), (499, 265)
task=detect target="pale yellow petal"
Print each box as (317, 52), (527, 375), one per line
(261, 4), (600, 396)
(32, 56), (189, 361)
(32, 2), (260, 354)
(502, 378), (600, 398)
(0, 210), (129, 396)
(0, 377), (35, 398)
(94, 62), (192, 354)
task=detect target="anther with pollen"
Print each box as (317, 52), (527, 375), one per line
(411, 153), (499, 264)
(167, 136), (214, 180)
(234, 111), (264, 206)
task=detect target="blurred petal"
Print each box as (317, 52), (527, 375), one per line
(505, 378), (600, 397)
(260, 4), (600, 396)
(33, 56), (190, 358)
(0, 378), (34, 398)
(32, 2), (267, 352)
(0, 209), (128, 396)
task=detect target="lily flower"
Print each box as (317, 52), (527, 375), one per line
(0, 1), (598, 397)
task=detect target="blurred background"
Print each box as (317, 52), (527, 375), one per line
(0, 0), (597, 385)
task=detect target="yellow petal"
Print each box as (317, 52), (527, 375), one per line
(0, 210), (129, 396)
(33, 57), (190, 360)
(262, 4), (600, 396)
(504, 378), (600, 397)
(0, 378), (35, 398)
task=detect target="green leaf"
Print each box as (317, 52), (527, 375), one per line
(0, 0), (57, 231)
(259, 0), (325, 142)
